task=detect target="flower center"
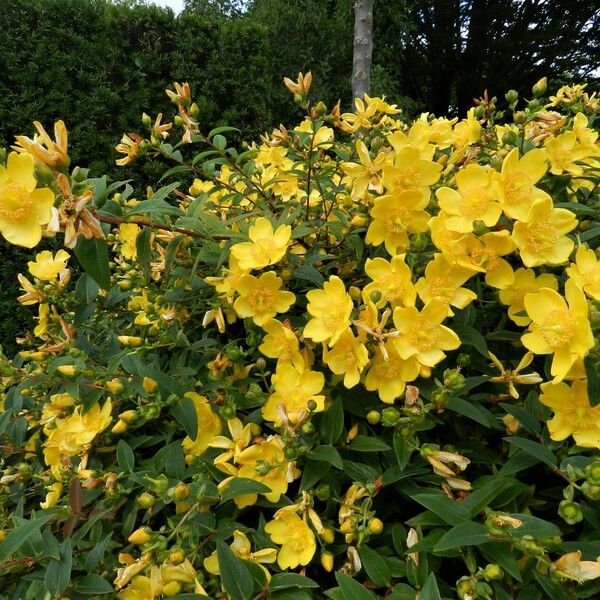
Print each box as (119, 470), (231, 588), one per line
(525, 221), (558, 255)
(0, 182), (33, 223)
(541, 309), (575, 349)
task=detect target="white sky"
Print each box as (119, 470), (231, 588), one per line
(145, 0), (185, 14)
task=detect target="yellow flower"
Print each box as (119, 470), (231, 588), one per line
(233, 271), (295, 326)
(209, 417), (260, 473)
(362, 254), (416, 309)
(449, 110), (481, 163)
(234, 436), (295, 507)
(206, 255), (250, 303)
(265, 507), (316, 569)
(341, 140), (388, 199)
(522, 280), (593, 382)
(544, 131), (590, 176)
(283, 71), (312, 94)
(34, 303), (51, 338)
(117, 223), (140, 260)
(28, 250), (70, 281)
(44, 400), (112, 476)
(258, 318), (304, 370)
(116, 134), (142, 166)
(415, 253), (476, 314)
(436, 164), (501, 232)
(382, 146), (442, 198)
(118, 575), (154, 600)
(40, 482), (62, 509)
(553, 551), (600, 583)
(17, 273), (44, 305)
(393, 300), (461, 367)
(539, 380), (600, 448)
(230, 217), (292, 270)
(204, 530), (277, 580)
(14, 120), (69, 168)
(263, 362), (325, 425)
(488, 351), (542, 399)
(366, 189), (430, 254)
(323, 328), (369, 388)
(303, 275), (353, 345)
(364, 342), (420, 403)
(495, 147), (549, 222)
(499, 268), (558, 326)
(181, 392), (222, 461)
(0, 152), (54, 248)
(511, 197), (577, 267)
(566, 246), (600, 300)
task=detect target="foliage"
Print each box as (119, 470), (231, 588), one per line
(1, 76), (600, 600)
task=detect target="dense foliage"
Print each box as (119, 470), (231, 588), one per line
(1, 75), (600, 599)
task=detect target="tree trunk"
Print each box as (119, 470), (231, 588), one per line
(351, 0), (374, 100)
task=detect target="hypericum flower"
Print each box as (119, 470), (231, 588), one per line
(40, 482), (62, 509)
(499, 267), (558, 326)
(449, 110), (481, 163)
(258, 318), (304, 370)
(0, 152), (54, 248)
(539, 380), (600, 448)
(234, 435), (296, 507)
(294, 119), (334, 149)
(283, 71), (312, 94)
(364, 342), (420, 403)
(522, 280), (594, 382)
(422, 446), (471, 490)
(553, 551), (600, 583)
(181, 392), (222, 462)
(303, 275), (353, 345)
(204, 531), (277, 580)
(512, 197), (577, 267)
(13, 120), (69, 168)
(206, 255), (250, 303)
(265, 507), (316, 569)
(338, 96), (379, 132)
(544, 131), (591, 176)
(566, 246), (600, 300)
(263, 361), (325, 426)
(382, 146), (442, 198)
(209, 417), (261, 474)
(436, 164), (501, 232)
(362, 254), (416, 309)
(366, 189), (430, 254)
(495, 147), (549, 222)
(323, 328), (369, 388)
(387, 120), (435, 159)
(341, 140), (389, 199)
(393, 300), (461, 367)
(115, 133), (142, 166)
(117, 223), (140, 260)
(27, 249), (70, 281)
(17, 273), (45, 305)
(488, 351), (542, 399)
(44, 400), (112, 477)
(230, 217), (292, 270)
(415, 253), (476, 315)
(233, 271), (295, 326)
(460, 231), (516, 290)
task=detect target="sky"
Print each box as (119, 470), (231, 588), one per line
(145, 0), (185, 14)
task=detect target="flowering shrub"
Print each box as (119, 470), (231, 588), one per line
(1, 75), (600, 600)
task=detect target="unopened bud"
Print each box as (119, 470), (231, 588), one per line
(368, 518), (383, 534)
(128, 526), (152, 545)
(367, 410), (381, 425)
(321, 550), (334, 572)
(532, 77), (547, 98)
(505, 90), (518, 104)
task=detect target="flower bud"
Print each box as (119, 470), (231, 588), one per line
(111, 419), (128, 435)
(320, 528), (335, 544)
(142, 377), (158, 393)
(57, 365), (78, 377)
(505, 90), (519, 104)
(366, 410), (380, 425)
(513, 111), (527, 124)
(301, 421), (315, 434)
(255, 460), (271, 476)
(443, 368), (465, 390)
(118, 336), (143, 347)
(483, 563), (504, 581)
(321, 550), (334, 572)
(368, 518), (383, 535)
(107, 378), (124, 394)
(315, 484), (330, 501)
(256, 357), (267, 371)
(558, 500), (583, 525)
(532, 77), (547, 97)
(137, 493), (156, 508)
(381, 407), (400, 426)
(168, 548), (186, 565)
(307, 399), (318, 412)
(581, 481), (600, 501)
(585, 461), (600, 484)
(431, 389), (449, 410)
(128, 526), (152, 545)
(163, 581), (182, 596)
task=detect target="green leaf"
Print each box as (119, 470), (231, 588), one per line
(533, 572), (572, 600)
(209, 125), (240, 138)
(499, 402), (541, 435)
(504, 437), (557, 469)
(220, 477), (271, 502)
(0, 512), (55, 560)
(84, 532), (113, 572)
(433, 522), (489, 552)
(358, 545), (392, 587)
(136, 226), (152, 282)
(294, 264), (324, 286)
(269, 573), (320, 591)
(213, 134), (227, 151)
(418, 573), (442, 600)
(480, 542), (522, 581)
(45, 537), (72, 595)
(301, 459), (330, 490)
(76, 574), (113, 594)
(171, 396), (198, 440)
(411, 493), (471, 525)
(585, 354), (600, 406)
(117, 439), (135, 472)
(335, 572), (377, 600)
(309, 445), (343, 469)
(509, 514), (562, 539)
(447, 397), (494, 428)
(452, 323), (488, 357)
(74, 237), (111, 290)
(217, 540), (254, 600)
(320, 397), (344, 445)
(348, 435), (391, 452)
